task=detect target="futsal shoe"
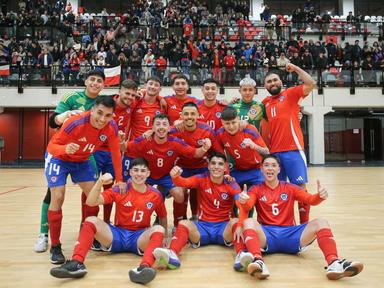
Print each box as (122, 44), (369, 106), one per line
(34, 233), (48, 252)
(326, 259), (364, 280)
(50, 244), (65, 264)
(129, 265), (156, 284)
(233, 251), (254, 272)
(90, 239), (102, 251)
(50, 260), (87, 278)
(153, 247), (181, 269)
(247, 259), (270, 279)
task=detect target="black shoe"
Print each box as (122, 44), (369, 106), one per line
(50, 244), (65, 264)
(91, 239), (102, 251)
(50, 260), (87, 279)
(129, 265), (157, 284)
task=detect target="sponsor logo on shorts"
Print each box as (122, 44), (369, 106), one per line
(221, 193), (229, 200)
(280, 193), (288, 201)
(51, 176), (57, 183)
(99, 134), (107, 142)
(167, 150), (174, 156)
(296, 176), (304, 182)
(146, 202), (154, 209)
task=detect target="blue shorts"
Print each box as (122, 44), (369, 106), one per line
(192, 221), (232, 247)
(261, 224), (308, 254)
(147, 174), (175, 198)
(122, 156), (133, 182)
(181, 167), (208, 177)
(230, 168), (264, 186)
(108, 224), (145, 255)
(274, 151), (307, 184)
(44, 153), (97, 188)
(94, 150), (115, 178)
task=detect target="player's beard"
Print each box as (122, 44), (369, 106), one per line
(267, 86), (282, 96)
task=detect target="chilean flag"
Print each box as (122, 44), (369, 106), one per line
(0, 65), (10, 76)
(104, 66), (121, 86)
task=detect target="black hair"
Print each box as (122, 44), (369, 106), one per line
(221, 106), (238, 121)
(171, 74), (189, 85)
(262, 154), (281, 165)
(129, 157), (149, 170)
(94, 96), (116, 110)
(86, 69), (105, 81)
(182, 101), (198, 110)
(153, 113), (170, 123)
(202, 78), (218, 86)
(209, 152), (227, 163)
(147, 76), (162, 85)
(264, 70), (281, 81)
(120, 79), (138, 90)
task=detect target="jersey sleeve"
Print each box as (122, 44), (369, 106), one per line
(287, 84), (306, 103)
(237, 192), (257, 226)
(55, 93), (74, 113)
(175, 139), (197, 158)
(155, 198), (167, 218)
(126, 136), (146, 156)
(172, 175), (200, 189)
(107, 123), (123, 182)
(100, 188), (117, 205)
(293, 186), (324, 206)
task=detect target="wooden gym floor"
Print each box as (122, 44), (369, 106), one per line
(0, 167), (383, 288)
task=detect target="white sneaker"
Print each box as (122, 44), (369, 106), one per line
(247, 259), (270, 279)
(34, 234), (48, 253)
(233, 251), (254, 272)
(153, 248), (181, 270)
(326, 259), (364, 280)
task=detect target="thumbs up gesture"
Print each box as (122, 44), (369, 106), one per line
(239, 184), (250, 204)
(317, 179), (328, 200)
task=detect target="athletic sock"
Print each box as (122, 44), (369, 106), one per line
(103, 184), (113, 222)
(173, 199), (187, 227)
(40, 202), (49, 234)
(170, 224), (189, 255)
(140, 232), (164, 267)
(72, 221), (97, 263)
(299, 202), (310, 224)
(317, 228), (339, 265)
(48, 209), (62, 246)
(243, 229), (263, 259)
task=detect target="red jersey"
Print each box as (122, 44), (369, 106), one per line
(164, 95), (197, 124)
(224, 55), (236, 69)
(197, 100), (226, 131)
(126, 136), (197, 179)
(262, 84), (307, 153)
(47, 111), (122, 181)
(240, 181), (323, 226)
(129, 97), (166, 141)
(169, 122), (223, 169)
(102, 183), (166, 230)
(100, 95), (137, 151)
(173, 172), (241, 222)
(216, 124), (267, 170)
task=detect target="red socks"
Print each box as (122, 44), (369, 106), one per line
(232, 223), (246, 254)
(83, 204), (100, 221)
(243, 229), (262, 259)
(173, 198), (187, 227)
(140, 232), (164, 267)
(72, 221), (97, 263)
(170, 224), (189, 255)
(299, 202), (310, 224)
(81, 192), (87, 223)
(317, 228), (338, 265)
(48, 209), (63, 246)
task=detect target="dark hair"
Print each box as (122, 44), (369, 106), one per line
(86, 69), (105, 81)
(130, 157), (149, 170)
(153, 113), (170, 123)
(209, 152), (227, 163)
(264, 71), (281, 81)
(94, 96), (116, 110)
(120, 79), (138, 90)
(262, 154), (281, 165)
(182, 101), (198, 110)
(221, 106), (238, 121)
(147, 76), (162, 85)
(171, 74), (189, 85)
(202, 78), (218, 86)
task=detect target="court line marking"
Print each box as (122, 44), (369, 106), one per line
(0, 186), (28, 196)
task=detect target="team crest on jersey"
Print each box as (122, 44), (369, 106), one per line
(279, 96), (285, 102)
(126, 108), (131, 113)
(167, 150), (174, 156)
(221, 193), (229, 200)
(50, 176), (57, 183)
(197, 139), (204, 145)
(99, 134), (107, 142)
(146, 202), (154, 209)
(215, 112), (221, 118)
(280, 193), (288, 201)
(240, 142), (246, 148)
(155, 110), (161, 115)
